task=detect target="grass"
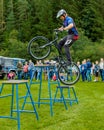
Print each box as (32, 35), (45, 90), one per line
(0, 79), (104, 130)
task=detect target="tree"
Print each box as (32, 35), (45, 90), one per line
(0, 0), (5, 42)
(77, 0), (104, 41)
(4, 0), (15, 33)
(15, 0), (31, 41)
(0, 29), (29, 59)
(31, 0), (53, 39)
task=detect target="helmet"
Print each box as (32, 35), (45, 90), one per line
(56, 9), (67, 18)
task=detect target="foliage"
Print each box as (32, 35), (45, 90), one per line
(0, 0), (104, 62)
(78, 0), (104, 41)
(0, 29), (30, 60)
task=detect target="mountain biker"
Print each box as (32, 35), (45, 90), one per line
(56, 9), (79, 64)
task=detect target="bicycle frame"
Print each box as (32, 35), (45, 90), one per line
(52, 30), (67, 65)
(40, 30), (58, 48)
(40, 30), (64, 62)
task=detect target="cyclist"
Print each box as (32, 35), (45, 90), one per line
(56, 9), (79, 64)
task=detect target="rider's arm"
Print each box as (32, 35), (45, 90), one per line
(58, 26), (64, 31)
(63, 23), (74, 31)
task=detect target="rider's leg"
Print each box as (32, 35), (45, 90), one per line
(58, 37), (67, 52)
(58, 35), (75, 64)
(64, 35), (74, 64)
(64, 45), (72, 63)
(65, 35), (74, 47)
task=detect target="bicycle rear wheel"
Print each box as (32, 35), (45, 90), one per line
(58, 62), (80, 85)
(28, 36), (51, 60)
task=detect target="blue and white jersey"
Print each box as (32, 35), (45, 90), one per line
(63, 16), (78, 36)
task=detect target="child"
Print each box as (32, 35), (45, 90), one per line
(7, 71), (15, 80)
(52, 73), (57, 81)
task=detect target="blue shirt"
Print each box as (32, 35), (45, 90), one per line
(86, 61), (92, 69)
(63, 16), (78, 36)
(80, 63), (87, 73)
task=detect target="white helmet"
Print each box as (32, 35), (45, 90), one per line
(56, 9), (67, 18)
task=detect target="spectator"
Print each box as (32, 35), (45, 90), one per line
(77, 61), (81, 68)
(52, 73), (57, 81)
(93, 60), (100, 82)
(23, 61), (28, 79)
(77, 61), (81, 72)
(80, 60), (87, 81)
(86, 59), (92, 82)
(43, 60), (49, 80)
(36, 60), (42, 81)
(7, 71), (15, 80)
(99, 58), (104, 81)
(17, 61), (23, 79)
(91, 62), (95, 75)
(49, 68), (54, 80)
(28, 60), (35, 79)
(83, 59), (87, 80)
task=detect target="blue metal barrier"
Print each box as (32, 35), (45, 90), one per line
(0, 80), (38, 130)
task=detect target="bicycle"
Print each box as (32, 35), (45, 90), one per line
(28, 29), (80, 85)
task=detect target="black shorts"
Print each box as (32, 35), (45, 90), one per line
(95, 72), (99, 77)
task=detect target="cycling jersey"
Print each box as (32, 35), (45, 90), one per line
(63, 16), (78, 36)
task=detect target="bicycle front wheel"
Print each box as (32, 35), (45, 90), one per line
(28, 36), (51, 60)
(58, 62), (80, 85)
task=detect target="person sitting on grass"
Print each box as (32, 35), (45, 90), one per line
(7, 71), (15, 80)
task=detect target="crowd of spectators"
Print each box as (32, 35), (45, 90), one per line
(77, 58), (104, 82)
(7, 60), (34, 80)
(7, 58), (104, 82)
(7, 59), (57, 80)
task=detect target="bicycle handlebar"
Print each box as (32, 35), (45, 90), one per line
(40, 29), (61, 49)
(53, 29), (62, 40)
(54, 29), (63, 33)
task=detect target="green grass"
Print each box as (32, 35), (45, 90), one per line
(0, 79), (104, 130)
